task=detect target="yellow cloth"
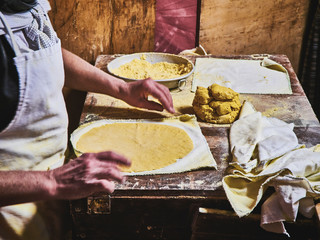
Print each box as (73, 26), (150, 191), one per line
(222, 101), (320, 236)
(71, 114), (216, 175)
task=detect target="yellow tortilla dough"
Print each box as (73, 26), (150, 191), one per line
(111, 58), (192, 80)
(76, 122), (194, 173)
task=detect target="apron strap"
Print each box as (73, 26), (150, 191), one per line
(0, 11), (22, 56)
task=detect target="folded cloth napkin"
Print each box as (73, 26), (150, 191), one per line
(222, 102), (320, 236)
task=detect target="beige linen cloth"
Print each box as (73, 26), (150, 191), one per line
(192, 57), (292, 94)
(222, 102), (320, 236)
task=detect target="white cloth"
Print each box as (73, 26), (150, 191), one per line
(0, 1), (68, 239)
(26, 7), (57, 49)
(223, 102), (320, 236)
(0, 4), (67, 171)
(229, 111), (299, 173)
(191, 58), (292, 94)
(0, 0), (51, 35)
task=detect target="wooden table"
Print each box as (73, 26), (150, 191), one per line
(70, 54), (320, 240)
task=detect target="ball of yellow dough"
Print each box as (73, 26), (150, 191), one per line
(192, 84), (241, 124)
(209, 84), (238, 100)
(193, 86), (213, 104)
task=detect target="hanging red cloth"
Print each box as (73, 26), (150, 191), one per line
(154, 0), (197, 54)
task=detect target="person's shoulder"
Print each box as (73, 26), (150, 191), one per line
(37, 0), (51, 12)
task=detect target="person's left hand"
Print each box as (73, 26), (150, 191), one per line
(120, 78), (175, 114)
(49, 151), (131, 199)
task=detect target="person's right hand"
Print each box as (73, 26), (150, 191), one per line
(120, 78), (175, 114)
(49, 151), (131, 200)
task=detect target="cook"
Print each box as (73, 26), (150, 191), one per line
(0, 0), (174, 239)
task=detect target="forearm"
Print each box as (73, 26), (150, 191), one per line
(0, 170), (54, 207)
(62, 48), (175, 113)
(0, 152), (130, 207)
(62, 48), (127, 100)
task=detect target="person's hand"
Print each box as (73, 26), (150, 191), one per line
(120, 78), (175, 114)
(49, 151), (131, 199)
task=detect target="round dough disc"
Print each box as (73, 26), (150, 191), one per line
(76, 122), (194, 173)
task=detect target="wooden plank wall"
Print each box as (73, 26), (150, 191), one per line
(199, 0), (310, 72)
(48, 0), (156, 64)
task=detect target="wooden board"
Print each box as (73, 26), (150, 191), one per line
(191, 207), (318, 240)
(48, 0), (156, 63)
(199, 0), (310, 72)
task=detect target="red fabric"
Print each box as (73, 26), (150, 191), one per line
(154, 0), (197, 54)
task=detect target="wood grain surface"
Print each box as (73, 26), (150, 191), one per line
(48, 0), (155, 63)
(199, 0), (310, 72)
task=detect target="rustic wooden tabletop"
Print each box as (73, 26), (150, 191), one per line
(78, 54), (320, 198)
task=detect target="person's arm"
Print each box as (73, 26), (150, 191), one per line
(0, 151), (130, 207)
(62, 48), (175, 113)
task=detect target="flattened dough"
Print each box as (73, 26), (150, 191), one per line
(76, 123), (194, 173)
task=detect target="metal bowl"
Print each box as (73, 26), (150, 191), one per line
(107, 52), (194, 89)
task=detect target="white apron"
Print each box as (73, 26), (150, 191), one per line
(0, 2), (68, 239)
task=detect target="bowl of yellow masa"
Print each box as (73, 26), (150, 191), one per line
(107, 52), (194, 89)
